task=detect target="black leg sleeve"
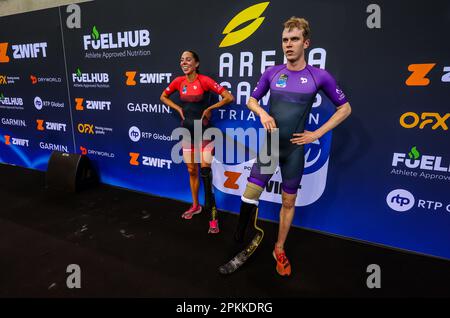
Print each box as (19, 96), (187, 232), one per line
(234, 201), (257, 243)
(200, 167), (216, 212)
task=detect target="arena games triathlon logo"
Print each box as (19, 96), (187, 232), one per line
(214, 2), (333, 206)
(219, 2), (270, 47)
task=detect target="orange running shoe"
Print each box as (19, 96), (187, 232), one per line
(272, 246), (291, 276)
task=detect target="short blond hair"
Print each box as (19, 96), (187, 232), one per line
(283, 17), (310, 40)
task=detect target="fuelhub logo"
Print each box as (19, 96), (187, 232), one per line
(386, 189), (450, 213)
(72, 67), (110, 88)
(0, 93), (24, 110)
(219, 2), (270, 47)
(83, 26), (151, 59)
(391, 146), (450, 182)
(125, 71), (172, 86)
(75, 98), (111, 111)
(0, 41), (47, 63)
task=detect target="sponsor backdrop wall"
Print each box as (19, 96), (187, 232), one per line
(1, 0), (449, 260)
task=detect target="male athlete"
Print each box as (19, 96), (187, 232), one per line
(219, 17), (352, 276)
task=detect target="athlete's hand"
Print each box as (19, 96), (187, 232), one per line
(176, 107), (185, 120)
(290, 130), (320, 145)
(201, 108), (212, 121)
(260, 112), (277, 132)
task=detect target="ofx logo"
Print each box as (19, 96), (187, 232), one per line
(219, 2), (270, 48)
(406, 63), (450, 86)
(78, 123), (94, 134)
(400, 112), (449, 131)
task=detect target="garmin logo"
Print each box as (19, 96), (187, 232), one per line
(1, 118), (26, 127)
(127, 103), (171, 113)
(39, 142), (68, 152)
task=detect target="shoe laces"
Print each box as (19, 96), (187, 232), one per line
(276, 250), (288, 264)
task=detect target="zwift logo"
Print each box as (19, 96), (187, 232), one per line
(75, 98), (111, 111)
(0, 41), (47, 63)
(125, 71), (172, 86)
(406, 63), (450, 86)
(219, 2), (269, 48)
(4, 135), (29, 147)
(36, 120), (67, 132)
(129, 153), (172, 169)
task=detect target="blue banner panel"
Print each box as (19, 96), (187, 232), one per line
(1, 0), (449, 260)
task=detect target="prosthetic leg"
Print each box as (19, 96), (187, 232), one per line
(218, 182), (265, 274)
(200, 167), (219, 234)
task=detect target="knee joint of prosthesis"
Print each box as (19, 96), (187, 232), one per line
(241, 182), (263, 206)
(200, 167), (212, 178)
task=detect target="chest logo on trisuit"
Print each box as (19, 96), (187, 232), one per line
(182, 85), (187, 94)
(275, 74), (288, 88)
(300, 77), (308, 84)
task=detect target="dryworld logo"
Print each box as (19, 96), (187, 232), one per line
(219, 2), (269, 48)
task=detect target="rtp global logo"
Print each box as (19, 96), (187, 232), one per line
(386, 189), (415, 212)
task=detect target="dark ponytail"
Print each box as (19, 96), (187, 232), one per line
(186, 50), (200, 73)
